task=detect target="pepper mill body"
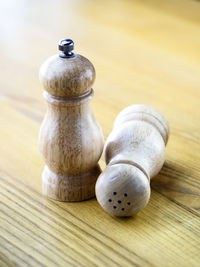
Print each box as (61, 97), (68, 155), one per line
(95, 105), (169, 216)
(39, 40), (104, 201)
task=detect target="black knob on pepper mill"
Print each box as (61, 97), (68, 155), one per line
(58, 39), (75, 58)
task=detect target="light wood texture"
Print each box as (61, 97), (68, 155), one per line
(96, 105), (169, 216)
(0, 0), (200, 266)
(39, 48), (104, 201)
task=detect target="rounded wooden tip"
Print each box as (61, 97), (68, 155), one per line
(114, 104), (169, 145)
(95, 164), (150, 217)
(39, 54), (95, 98)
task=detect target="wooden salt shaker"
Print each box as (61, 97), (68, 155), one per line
(95, 105), (169, 216)
(39, 39), (104, 201)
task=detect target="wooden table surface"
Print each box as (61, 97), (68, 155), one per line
(0, 0), (200, 266)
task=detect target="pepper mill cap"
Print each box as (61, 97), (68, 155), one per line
(39, 39), (95, 98)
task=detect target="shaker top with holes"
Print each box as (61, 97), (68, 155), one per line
(95, 104), (169, 217)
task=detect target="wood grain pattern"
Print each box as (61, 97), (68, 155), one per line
(0, 0), (200, 266)
(39, 51), (104, 201)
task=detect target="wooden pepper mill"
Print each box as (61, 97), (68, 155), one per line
(95, 105), (169, 216)
(39, 39), (104, 201)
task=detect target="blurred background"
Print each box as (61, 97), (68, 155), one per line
(0, 0), (200, 201)
(1, 0), (200, 137)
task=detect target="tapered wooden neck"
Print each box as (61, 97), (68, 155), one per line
(43, 89), (94, 112)
(106, 120), (166, 180)
(114, 104), (169, 145)
(107, 105), (169, 180)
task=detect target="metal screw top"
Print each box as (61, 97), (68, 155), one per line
(58, 39), (75, 58)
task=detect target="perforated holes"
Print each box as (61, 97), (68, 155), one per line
(110, 192), (127, 211)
